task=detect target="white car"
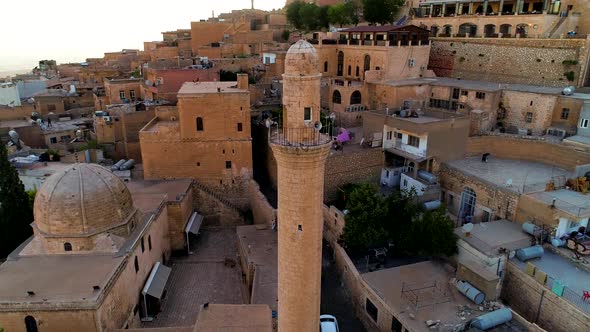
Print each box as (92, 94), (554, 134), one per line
(320, 314), (339, 332)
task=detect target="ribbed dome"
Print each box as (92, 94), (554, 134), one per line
(34, 163), (136, 237)
(285, 40), (319, 76)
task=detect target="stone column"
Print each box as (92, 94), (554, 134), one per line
(468, 2), (474, 15)
(458, 3), (463, 15)
(483, 0), (488, 16)
(543, 0), (549, 13)
(499, 0), (504, 15)
(455, 2), (460, 15)
(442, 3), (446, 16)
(429, 4), (433, 17)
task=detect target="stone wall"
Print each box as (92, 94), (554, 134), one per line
(191, 183), (244, 226)
(0, 310), (97, 332)
(247, 180), (276, 226)
(429, 37), (590, 87)
(466, 136), (590, 171)
(502, 261), (590, 332)
(322, 204), (345, 245)
(165, 186), (194, 251)
(324, 148), (384, 203)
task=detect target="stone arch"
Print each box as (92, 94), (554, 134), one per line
(337, 51), (344, 76)
(500, 24), (512, 35)
(484, 24), (496, 37)
(458, 23), (477, 36)
(350, 91), (362, 105)
(25, 316), (38, 332)
(516, 24), (528, 37)
(332, 90), (342, 104)
(430, 25), (439, 36)
(443, 24), (452, 35)
(64, 242), (72, 251)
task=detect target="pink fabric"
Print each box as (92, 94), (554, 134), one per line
(337, 129), (350, 143)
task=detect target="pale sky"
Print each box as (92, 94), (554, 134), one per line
(0, 0), (282, 73)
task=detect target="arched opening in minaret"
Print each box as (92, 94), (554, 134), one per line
(337, 51), (344, 76)
(332, 90), (341, 104)
(350, 91), (362, 105)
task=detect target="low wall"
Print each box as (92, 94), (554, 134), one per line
(501, 261), (590, 332)
(466, 136), (590, 171)
(322, 204), (345, 244)
(248, 180), (276, 226)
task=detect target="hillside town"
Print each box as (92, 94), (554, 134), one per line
(1, 1), (590, 332)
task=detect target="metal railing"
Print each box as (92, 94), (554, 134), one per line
(537, 270), (590, 314)
(269, 127), (331, 147)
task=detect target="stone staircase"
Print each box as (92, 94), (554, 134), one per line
(192, 180), (243, 213)
(546, 16), (568, 38)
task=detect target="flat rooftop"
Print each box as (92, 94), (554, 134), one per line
(455, 220), (531, 257)
(195, 304), (272, 332)
(526, 189), (590, 218)
(236, 225), (278, 310)
(0, 253), (123, 306)
(376, 77), (564, 95)
(141, 119), (180, 135)
(445, 157), (571, 194)
(178, 81), (247, 95)
(363, 261), (496, 332)
(127, 179), (192, 202)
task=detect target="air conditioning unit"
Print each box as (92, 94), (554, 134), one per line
(547, 128), (566, 138)
(408, 59), (416, 67)
(517, 128), (528, 136)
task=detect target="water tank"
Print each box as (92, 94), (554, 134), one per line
(455, 280), (485, 305)
(470, 308), (512, 330)
(551, 238), (565, 247)
(120, 159), (135, 171)
(417, 170), (437, 184)
(422, 200), (442, 211)
(400, 109), (408, 117)
(522, 222), (540, 236)
(111, 159), (126, 171)
(516, 245), (544, 262)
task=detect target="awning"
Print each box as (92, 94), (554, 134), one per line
(142, 262), (171, 299)
(185, 211), (204, 235)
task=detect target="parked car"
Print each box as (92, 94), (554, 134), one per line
(320, 314), (339, 332)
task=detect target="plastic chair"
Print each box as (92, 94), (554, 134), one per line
(583, 291), (590, 302)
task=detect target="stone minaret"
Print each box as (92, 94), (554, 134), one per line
(270, 40), (331, 332)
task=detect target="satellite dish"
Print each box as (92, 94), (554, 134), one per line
(462, 223), (474, 236)
(562, 86), (576, 96)
(313, 121), (323, 131)
(8, 130), (21, 150)
(76, 130), (83, 138)
(328, 112), (336, 121)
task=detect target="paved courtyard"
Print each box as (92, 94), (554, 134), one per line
(143, 227), (245, 328)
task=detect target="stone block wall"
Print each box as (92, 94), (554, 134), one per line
(247, 180), (276, 226)
(0, 310), (97, 332)
(502, 261), (590, 332)
(322, 204), (345, 245)
(429, 38), (590, 87)
(166, 187), (194, 251)
(500, 91), (557, 136)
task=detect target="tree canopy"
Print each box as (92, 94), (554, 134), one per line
(286, 0), (359, 31)
(362, 0), (405, 25)
(0, 144), (33, 258)
(342, 184), (458, 257)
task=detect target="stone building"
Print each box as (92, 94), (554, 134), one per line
(269, 40), (332, 332)
(0, 164), (194, 332)
(104, 78), (143, 105)
(139, 75), (253, 193)
(140, 67), (217, 103)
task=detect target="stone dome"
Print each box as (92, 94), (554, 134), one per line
(285, 40), (319, 76)
(34, 163), (136, 237)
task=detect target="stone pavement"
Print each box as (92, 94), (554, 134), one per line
(143, 227), (245, 328)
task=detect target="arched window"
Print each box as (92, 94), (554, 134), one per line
(347, 65), (351, 76)
(407, 161), (415, 174)
(337, 51), (344, 76)
(484, 24), (496, 37)
(355, 66), (360, 77)
(458, 23), (477, 36)
(460, 187), (477, 223)
(516, 24), (528, 37)
(443, 25), (452, 35)
(332, 90), (342, 104)
(350, 91), (362, 105)
(364, 55), (371, 72)
(500, 24), (512, 35)
(196, 117), (203, 131)
(25, 316), (38, 332)
(64, 242), (72, 251)
(324, 61), (328, 73)
(430, 25), (439, 37)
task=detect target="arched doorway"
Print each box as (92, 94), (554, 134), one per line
(350, 91), (362, 105)
(332, 90), (341, 104)
(500, 24), (512, 36)
(458, 23), (477, 36)
(347, 65), (351, 76)
(431, 25), (439, 37)
(460, 187), (477, 223)
(355, 66), (360, 77)
(364, 55), (371, 72)
(484, 24), (496, 37)
(443, 25), (452, 36)
(337, 51), (344, 76)
(516, 24), (528, 37)
(25, 316), (38, 332)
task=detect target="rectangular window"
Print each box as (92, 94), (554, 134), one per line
(461, 90), (469, 96)
(119, 90), (125, 99)
(226, 161), (232, 169)
(561, 108), (570, 120)
(130, 90), (136, 99)
(525, 112), (533, 123)
(581, 119), (589, 128)
(392, 316), (403, 332)
(475, 92), (486, 100)
(366, 298), (378, 322)
(141, 237), (145, 252)
(50, 137), (57, 144)
(408, 135), (420, 148)
(47, 104), (56, 111)
(148, 235), (152, 251)
(304, 107), (312, 121)
(237, 123), (243, 132)
(452, 88), (460, 99)
(196, 117), (203, 131)
(387, 131), (393, 140)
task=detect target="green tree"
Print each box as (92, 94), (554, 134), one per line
(0, 144), (33, 258)
(300, 2), (321, 32)
(362, 0), (405, 25)
(343, 184), (389, 252)
(27, 188), (37, 211)
(384, 189), (418, 251)
(328, 4), (349, 28)
(286, 1), (306, 30)
(345, 1), (361, 26)
(409, 207), (458, 257)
